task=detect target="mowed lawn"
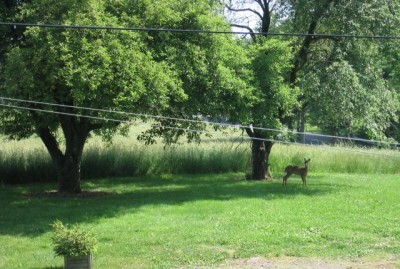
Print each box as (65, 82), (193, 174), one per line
(0, 172), (399, 268)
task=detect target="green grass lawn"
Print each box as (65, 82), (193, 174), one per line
(0, 172), (399, 268)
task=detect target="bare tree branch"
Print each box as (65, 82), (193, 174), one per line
(231, 23), (257, 41)
(254, 0), (265, 10)
(225, 5), (263, 20)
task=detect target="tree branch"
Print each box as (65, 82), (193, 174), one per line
(226, 5), (263, 20)
(254, 0), (266, 11)
(88, 122), (104, 131)
(36, 124), (65, 166)
(231, 23), (257, 41)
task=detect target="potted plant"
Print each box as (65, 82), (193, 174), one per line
(51, 220), (97, 269)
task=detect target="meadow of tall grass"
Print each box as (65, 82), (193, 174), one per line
(1, 133), (399, 184)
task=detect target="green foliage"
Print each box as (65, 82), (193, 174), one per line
(0, 0), (254, 168)
(51, 220), (97, 257)
(305, 55), (399, 140)
(274, 0), (400, 141)
(307, 60), (366, 133)
(0, 0), (254, 192)
(130, 0), (254, 143)
(1, 0), (188, 140)
(247, 38), (299, 133)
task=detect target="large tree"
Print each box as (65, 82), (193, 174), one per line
(225, 0), (400, 179)
(224, 0), (300, 180)
(0, 0), (251, 192)
(244, 39), (298, 180)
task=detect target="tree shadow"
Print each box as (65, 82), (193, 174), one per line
(30, 267), (62, 269)
(0, 173), (341, 237)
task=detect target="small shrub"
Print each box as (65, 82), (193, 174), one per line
(51, 220), (97, 257)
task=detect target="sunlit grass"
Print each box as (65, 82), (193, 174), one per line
(0, 173), (399, 268)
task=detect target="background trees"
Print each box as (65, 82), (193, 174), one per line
(224, 0), (399, 179)
(290, 0), (400, 141)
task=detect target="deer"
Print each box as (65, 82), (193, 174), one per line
(282, 158), (311, 186)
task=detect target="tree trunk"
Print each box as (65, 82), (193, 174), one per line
(297, 109), (306, 144)
(250, 138), (274, 180)
(246, 128), (274, 180)
(56, 148), (84, 193)
(265, 140), (273, 180)
(37, 117), (90, 193)
(251, 138), (266, 180)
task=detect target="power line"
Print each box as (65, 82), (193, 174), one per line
(0, 101), (264, 143)
(0, 96), (237, 128)
(2, 21), (400, 40)
(1, 96), (399, 147)
(1, 101), (399, 159)
(0, 102), (247, 138)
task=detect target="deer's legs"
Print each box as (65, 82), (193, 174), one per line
(282, 173), (291, 186)
(301, 176), (307, 186)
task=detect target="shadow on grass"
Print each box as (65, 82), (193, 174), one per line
(30, 267), (63, 269)
(0, 173), (341, 237)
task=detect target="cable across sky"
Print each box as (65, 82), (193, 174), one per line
(2, 21), (400, 40)
(1, 96), (399, 151)
(1, 101), (399, 159)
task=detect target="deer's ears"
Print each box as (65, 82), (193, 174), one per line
(305, 158), (311, 162)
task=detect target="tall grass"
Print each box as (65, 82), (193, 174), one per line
(1, 135), (399, 184)
(269, 144), (400, 175)
(81, 139), (248, 178)
(0, 138), (55, 183)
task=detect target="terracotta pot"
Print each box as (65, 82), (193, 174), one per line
(64, 254), (92, 269)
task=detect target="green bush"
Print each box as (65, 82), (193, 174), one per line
(51, 220), (97, 257)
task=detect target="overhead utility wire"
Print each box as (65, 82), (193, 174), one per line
(1, 96), (399, 147)
(0, 102), (287, 146)
(1, 102), (399, 158)
(0, 96), (238, 128)
(1, 97), (399, 150)
(0, 102), (218, 137)
(2, 21), (400, 40)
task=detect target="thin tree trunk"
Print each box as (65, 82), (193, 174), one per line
(264, 140), (273, 180)
(290, 1), (335, 139)
(297, 109), (306, 144)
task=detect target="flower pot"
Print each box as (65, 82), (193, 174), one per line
(64, 254), (92, 269)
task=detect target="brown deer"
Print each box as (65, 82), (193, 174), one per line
(282, 158), (311, 186)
